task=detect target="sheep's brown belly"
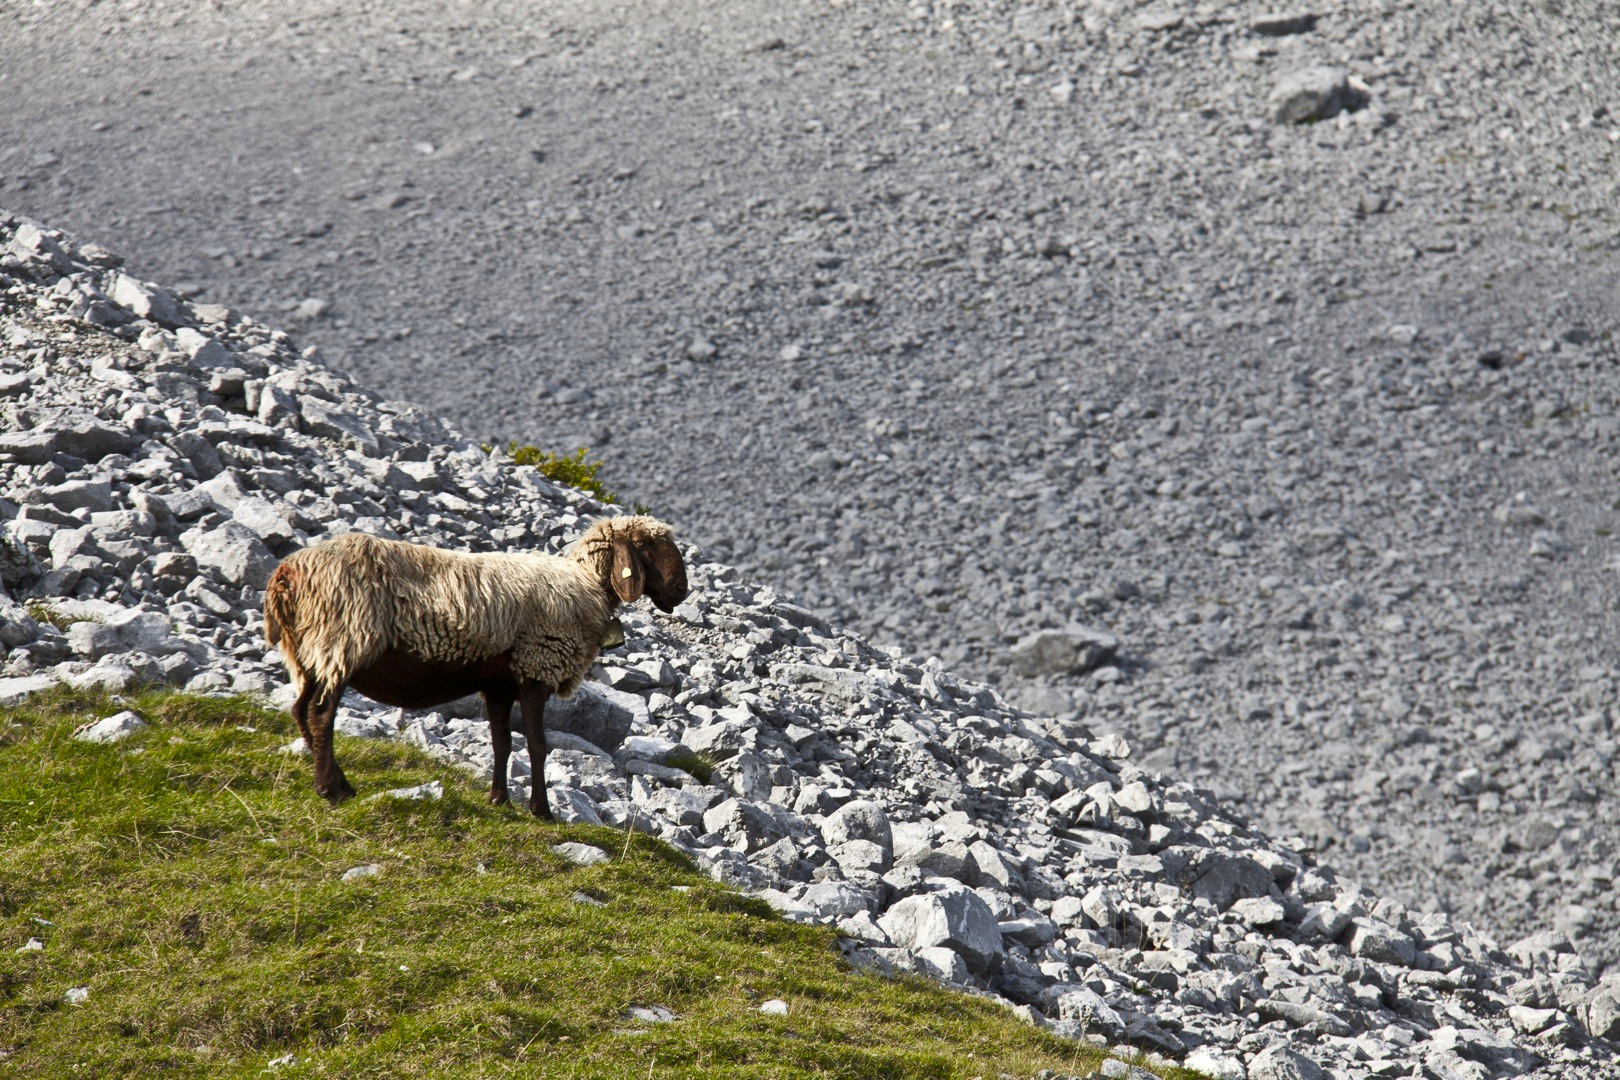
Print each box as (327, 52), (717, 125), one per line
(347, 648), (516, 709)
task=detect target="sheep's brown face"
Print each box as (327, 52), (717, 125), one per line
(640, 535), (689, 614)
(608, 521), (690, 613)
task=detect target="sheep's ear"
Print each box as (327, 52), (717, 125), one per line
(610, 535), (645, 603)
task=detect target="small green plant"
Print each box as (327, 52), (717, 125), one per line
(490, 443), (619, 504)
(23, 600), (88, 631)
(664, 746), (717, 784)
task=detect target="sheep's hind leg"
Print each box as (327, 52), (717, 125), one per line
(309, 685), (356, 805)
(518, 683), (554, 821)
(289, 681), (317, 748)
(483, 686), (515, 806)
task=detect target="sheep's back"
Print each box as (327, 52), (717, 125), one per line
(388, 547), (612, 694)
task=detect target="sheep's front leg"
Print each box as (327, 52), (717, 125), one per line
(309, 685), (356, 805)
(518, 683), (554, 821)
(483, 686), (516, 806)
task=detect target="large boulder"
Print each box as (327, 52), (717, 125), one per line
(1580, 983), (1620, 1040)
(53, 411), (137, 461)
(820, 798), (892, 852)
(1046, 985), (1125, 1038)
(1008, 624), (1119, 677)
(180, 522), (276, 589)
(108, 271), (186, 328)
(680, 716), (756, 760)
(1269, 66), (1357, 124)
(1345, 917), (1417, 968)
(232, 498), (297, 546)
(0, 525), (43, 593)
(877, 883), (1003, 974)
(1249, 1045), (1328, 1080)
(0, 675), (57, 707)
(9, 222), (71, 273)
(64, 608), (181, 661)
(801, 881), (877, 919)
(300, 399), (379, 456)
(545, 683), (635, 751)
(0, 431), (57, 465)
(0, 596), (43, 647)
(702, 798), (788, 854)
(895, 839), (972, 881)
(41, 479), (114, 514)
(1160, 848), (1274, 912)
(1424, 1025), (1542, 1078)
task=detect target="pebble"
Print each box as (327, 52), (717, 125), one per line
(624, 1005), (677, 1024)
(551, 842), (611, 867)
(72, 710), (147, 744)
(1250, 12), (1317, 36)
(376, 781), (442, 802)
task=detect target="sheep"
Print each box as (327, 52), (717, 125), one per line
(262, 515), (687, 818)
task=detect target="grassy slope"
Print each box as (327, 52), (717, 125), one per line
(0, 688), (1191, 1079)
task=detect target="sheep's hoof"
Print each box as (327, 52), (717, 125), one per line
(488, 788), (510, 806)
(321, 786), (355, 806)
(529, 796), (554, 821)
(320, 776), (357, 805)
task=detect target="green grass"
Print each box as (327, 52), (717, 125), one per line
(662, 747), (717, 785)
(21, 602), (86, 632)
(0, 688), (1181, 1079)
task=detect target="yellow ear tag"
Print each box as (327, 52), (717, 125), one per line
(621, 567), (633, 578)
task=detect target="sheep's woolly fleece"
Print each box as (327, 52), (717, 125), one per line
(267, 525), (621, 696)
(1, 214), (1618, 1078)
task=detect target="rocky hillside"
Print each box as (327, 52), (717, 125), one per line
(4, 0), (1618, 975)
(3, 214), (1617, 1078)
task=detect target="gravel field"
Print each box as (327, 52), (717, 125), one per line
(4, 213), (1618, 1074)
(4, 0), (1619, 980)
